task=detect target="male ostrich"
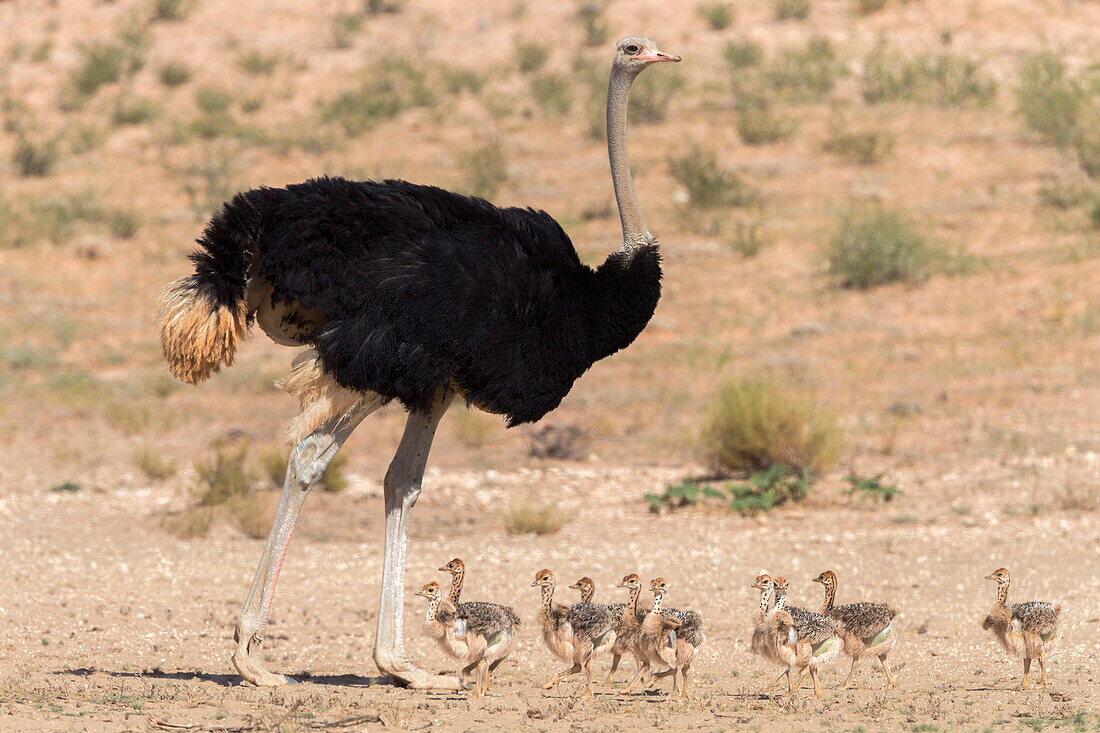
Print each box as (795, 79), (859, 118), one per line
(158, 37), (680, 689)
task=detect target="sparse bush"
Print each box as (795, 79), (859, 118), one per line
(724, 39), (763, 70)
(860, 43), (917, 104)
(152, 0), (193, 22)
(669, 146), (760, 211)
(1015, 51), (1089, 148)
(698, 2), (734, 30)
(69, 42), (126, 99)
(162, 507), (214, 539)
(824, 124), (894, 164)
(135, 447), (177, 480)
(927, 54), (997, 107)
(441, 66), (486, 94)
(1038, 180), (1088, 209)
(854, 0), (888, 14)
(107, 209), (140, 239)
(827, 205), (938, 288)
(846, 473), (901, 503)
(110, 94), (159, 126)
(460, 138), (508, 200)
(764, 37), (845, 103)
(527, 425), (589, 460)
(726, 220), (769, 257)
(69, 124), (105, 154)
(13, 135), (58, 177)
(260, 447), (347, 491)
(726, 465), (811, 515)
(774, 0), (810, 21)
(50, 481), (82, 493)
(320, 452), (348, 492)
(645, 481), (726, 513)
(320, 61), (435, 135)
(699, 376), (841, 476)
(1090, 199), (1100, 230)
(237, 50), (280, 76)
(515, 40), (548, 74)
(194, 446), (255, 506)
(1075, 124), (1100, 179)
(331, 12), (364, 49)
(577, 2), (609, 47)
(364, 0), (403, 14)
(736, 98), (796, 145)
(195, 85), (233, 115)
(158, 61), (191, 86)
(226, 494), (272, 538)
(530, 73), (572, 117)
(505, 502), (569, 535)
(630, 70), (680, 123)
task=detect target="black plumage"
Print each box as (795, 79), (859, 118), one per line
(188, 176), (661, 425)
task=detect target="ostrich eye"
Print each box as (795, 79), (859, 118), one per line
(625, 44), (640, 55)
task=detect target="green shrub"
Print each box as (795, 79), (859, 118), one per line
(577, 1), (609, 47)
(107, 209), (140, 239)
(699, 376), (841, 476)
(736, 98), (796, 145)
(824, 125), (894, 164)
(364, 0), (403, 14)
(727, 465), (811, 516)
(460, 138), (508, 199)
(441, 66), (486, 94)
(927, 54), (997, 107)
(194, 446), (255, 505)
(698, 2), (735, 30)
(331, 12), (364, 49)
(726, 220), (769, 257)
(669, 146), (760, 210)
(530, 73), (572, 116)
(195, 85), (233, 115)
(764, 37), (844, 103)
(237, 50), (280, 76)
(13, 135), (58, 177)
(158, 61), (191, 86)
(1037, 180), (1087, 209)
(645, 481), (726, 512)
(69, 42), (127, 99)
(630, 69), (680, 124)
(111, 94), (159, 126)
(135, 447), (177, 481)
(1075, 123), (1100, 179)
(845, 473), (901, 502)
(319, 61), (435, 135)
(261, 447), (347, 491)
(826, 205), (936, 288)
(854, 0), (888, 14)
(151, 0), (193, 21)
(1015, 51), (1089, 148)
(774, 0), (810, 21)
(515, 40), (548, 74)
(724, 39), (763, 71)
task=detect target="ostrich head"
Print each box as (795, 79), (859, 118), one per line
(751, 574), (773, 591)
(439, 558), (464, 575)
(569, 576), (596, 596)
(812, 570), (838, 589)
(532, 568), (556, 588)
(649, 577), (669, 594)
(612, 36), (681, 76)
(985, 567), (1011, 584)
(617, 573), (642, 590)
(415, 581), (442, 600)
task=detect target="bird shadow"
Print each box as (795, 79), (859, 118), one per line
(54, 668), (408, 689)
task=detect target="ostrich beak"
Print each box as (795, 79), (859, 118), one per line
(636, 50), (681, 63)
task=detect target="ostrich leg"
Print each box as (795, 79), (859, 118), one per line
(373, 389), (461, 689)
(233, 395), (384, 686)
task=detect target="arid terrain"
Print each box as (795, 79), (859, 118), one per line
(1, 0), (1099, 730)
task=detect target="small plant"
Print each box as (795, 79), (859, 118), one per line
(441, 66), (486, 94)
(158, 61), (191, 86)
(515, 40), (548, 74)
(135, 447), (177, 481)
(1015, 51), (1093, 148)
(774, 0), (810, 21)
(824, 124), (894, 164)
(845, 473), (901, 503)
(195, 85), (233, 115)
(261, 447), (347, 491)
(13, 135), (58, 177)
(1037, 180), (1087, 210)
(530, 73), (572, 117)
(459, 138), (508, 200)
(111, 94), (159, 126)
(736, 98), (796, 145)
(226, 494), (272, 538)
(152, 0), (193, 22)
(644, 481), (726, 513)
(527, 425), (589, 460)
(237, 50), (280, 76)
(727, 465), (811, 516)
(577, 1), (609, 47)
(68, 41), (127, 99)
(194, 446), (255, 506)
(699, 376), (841, 476)
(698, 2), (734, 31)
(331, 12), (364, 49)
(764, 37), (844, 103)
(50, 481), (82, 493)
(108, 209), (140, 239)
(630, 70), (681, 124)
(723, 39), (763, 70)
(854, 0), (888, 14)
(364, 0), (403, 14)
(669, 146), (760, 211)
(1075, 124), (1100, 179)
(726, 220), (769, 257)
(505, 502), (569, 535)
(319, 61), (435, 135)
(826, 205), (937, 289)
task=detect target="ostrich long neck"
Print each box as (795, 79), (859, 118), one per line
(447, 567), (464, 604)
(607, 66), (651, 250)
(539, 583), (555, 620)
(820, 583), (836, 614)
(759, 585), (775, 612)
(996, 580), (1010, 608)
(424, 596), (440, 624)
(651, 590), (665, 614)
(774, 586), (787, 610)
(579, 585), (594, 604)
(625, 585), (641, 628)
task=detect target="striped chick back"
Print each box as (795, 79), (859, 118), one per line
(829, 602), (898, 643)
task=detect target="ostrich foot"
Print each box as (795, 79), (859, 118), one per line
(378, 658), (462, 690)
(232, 648), (297, 687)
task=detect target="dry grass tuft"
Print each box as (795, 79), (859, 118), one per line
(451, 409), (500, 449)
(459, 138), (508, 200)
(527, 425), (589, 460)
(825, 205), (937, 289)
(774, 0), (810, 22)
(505, 502), (569, 535)
(698, 2), (734, 31)
(699, 375), (841, 476)
(134, 447), (177, 481)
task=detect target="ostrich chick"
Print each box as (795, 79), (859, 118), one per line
(773, 576), (841, 698)
(645, 578), (705, 699)
(982, 568), (1061, 690)
(813, 570), (900, 690)
(532, 569), (575, 664)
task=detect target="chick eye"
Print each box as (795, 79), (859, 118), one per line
(625, 44), (640, 55)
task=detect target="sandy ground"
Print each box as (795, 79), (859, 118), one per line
(0, 463), (1097, 732)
